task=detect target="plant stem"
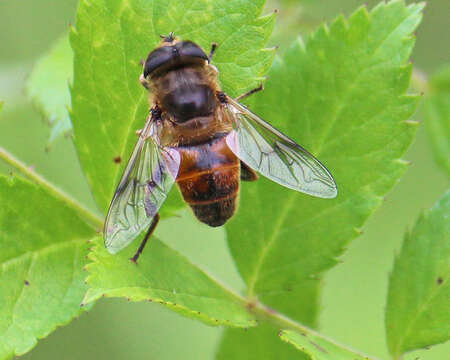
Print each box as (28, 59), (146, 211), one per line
(0, 146), (104, 230)
(207, 268), (378, 359)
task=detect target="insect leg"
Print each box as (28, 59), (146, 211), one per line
(240, 161), (259, 181)
(235, 83), (264, 102)
(208, 43), (218, 63)
(130, 213), (160, 263)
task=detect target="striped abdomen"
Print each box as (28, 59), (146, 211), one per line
(176, 134), (239, 227)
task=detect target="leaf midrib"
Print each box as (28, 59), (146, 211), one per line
(247, 193), (296, 297)
(1, 238), (88, 270)
(392, 267), (450, 357)
(254, 196), (356, 284)
(315, 7), (418, 156)
(246, 4), (419, 298)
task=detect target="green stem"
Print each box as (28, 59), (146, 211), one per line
(0, 146), (104, 230)
(205, 268), (378, 359)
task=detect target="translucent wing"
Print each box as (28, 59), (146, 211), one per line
(224, 96), (337, 198)
(104, 115), (181, 254)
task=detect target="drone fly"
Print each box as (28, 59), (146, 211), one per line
(104, 33), (337, 262)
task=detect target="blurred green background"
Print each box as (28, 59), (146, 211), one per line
(0, 0), (448, 359)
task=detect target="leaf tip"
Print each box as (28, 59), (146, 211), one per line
(394, 158), (412, 166)
(69, 24), (78, 37)
(411, 1), (427, 12)
(403, 119), (421, 126)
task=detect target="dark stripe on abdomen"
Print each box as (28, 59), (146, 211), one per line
(177, 167), (239, 227)
(175, 136), (240, 227)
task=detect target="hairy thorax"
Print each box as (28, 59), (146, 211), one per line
(148, 65), (232, 146)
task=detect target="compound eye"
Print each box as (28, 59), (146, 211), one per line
(177, 41), (208, 61)
(143, 46), (174, 78)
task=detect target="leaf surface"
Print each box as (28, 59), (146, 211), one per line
(385, 190), (450, 358)
(83, 236), (256, 327)
(0, 176), (96, 359)
(70, 0), (276, 213)
(279, 329), (374, 360)
(226, 0), (422, 320)
(217, 323), (308, 360)
(26, 36), (73, 143)
(424, 64), (450, 176)
(219, 1), (423, 357)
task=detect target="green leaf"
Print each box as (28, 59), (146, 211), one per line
(385, 190), (450, 358)
(26, 35), (73, 143)
(424, 64), (450, 176)
(279, 329), (374, 360)
(83, 236), (256, 328)
(226, 0), (422, 320)
(70, 0), (276, 213)
(0, 176), (96, 359)
(220, 0), (423, 357)
(217, 323), (308, 360)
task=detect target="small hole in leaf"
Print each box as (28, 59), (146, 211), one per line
(24, 280), (30, 286)
(437, 277), (443, 285)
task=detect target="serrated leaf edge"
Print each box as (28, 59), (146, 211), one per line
(83, 238), (257, 328)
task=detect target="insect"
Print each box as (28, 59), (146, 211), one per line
(104, 33), (337, 263)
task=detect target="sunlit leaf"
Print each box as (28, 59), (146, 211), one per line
(70, 0), (276, 214)
(26, 35), (73, 143)
(0, 176), (96, 359)
(386, 190), (450, 358)
(220, 0), (423, 357)
(72, 0), (276, 329)
(424, 64), (450, 176)
(83, 236), (256, 328)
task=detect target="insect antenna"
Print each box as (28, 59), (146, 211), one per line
(160, 32), (175, 43)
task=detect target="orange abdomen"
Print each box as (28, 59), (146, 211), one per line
(176, 134), (240, 227)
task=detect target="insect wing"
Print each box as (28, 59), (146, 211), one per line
(225, 96), (337, 198)
(104, 118), (180, 254)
